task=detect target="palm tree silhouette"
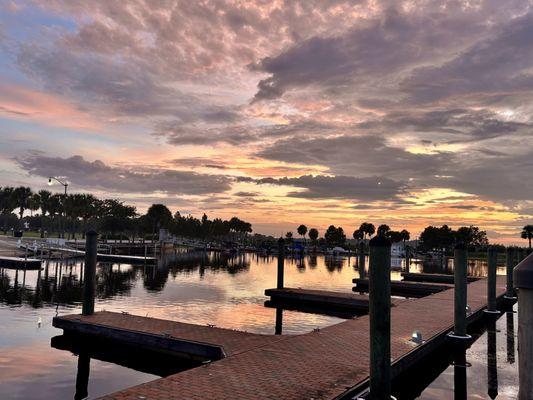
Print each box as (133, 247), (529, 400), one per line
(522, 225), (533, 249)
(297, 224), (308, 246)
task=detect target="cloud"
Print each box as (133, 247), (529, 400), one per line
(16, 154), (232, 196)
(240, 174), (406, 201)
(256, 134), (450, 177)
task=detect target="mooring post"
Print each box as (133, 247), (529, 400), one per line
(484, 246), (499, 315)
(358, 241), (366, 279)
(405, 246), (410, 273)
(369, 235), (392, 400)
(82, 230), (97, 316)
(514, 252), (533, 399)
(448, 242), (471, 341)
(487, 318), (498, 399)
(277, 237), (285, 289)
(505, 247), (517, 299)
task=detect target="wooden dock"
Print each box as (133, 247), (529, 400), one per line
(353, 278), (453, 298)
(52, 276), (508, 400)
(54, 312), (282, 361)
(401, 272), (480, 284)
(265, 287), (403, 314)
(0, 255), (41, 269)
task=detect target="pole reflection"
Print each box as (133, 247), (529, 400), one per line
(454, 349), (467, 400)
(74, 352), (91, 400)
(275, 307), (283, 335)
(506, 311), (515, 364)
(487, 319), (498, 399)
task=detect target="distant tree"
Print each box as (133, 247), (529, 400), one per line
(522, 225), (533, 249)
(359, 222), (375, 240)
(297, 224), (308, 244)
(455, 225), (488, 247)
(377, 224), (391, 237)
(420, 225), (454, 253)
(37, 190), (52, 237)
(13, 186), (32, 221)
(353, 229), (363, 241)
(388, 230), (403, 243)
(0, 187), (16, 215)
(146, 204), (173, 237)
(285, 231), (294, 245)
(400, 229), (410, 250)
(324, 225), (346, 247)
(99, 199), (137, 238)
(308, 228), (319, 242)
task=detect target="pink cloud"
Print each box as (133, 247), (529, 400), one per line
(0, 82), (100, 130)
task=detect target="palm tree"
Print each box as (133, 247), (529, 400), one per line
(297, 224), (307, 246)
(37, 190), (52, 237)
(377, 224), (391, 237)
(13, 186), (32, 221)
(522, 225), (533, 249)
(359, 222), (375, 240)
(353, 229), (363, 241)
(0, 187), (16, 215)
(400, 229), (410, 249)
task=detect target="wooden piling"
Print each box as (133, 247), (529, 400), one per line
(368, 235), (392, 400)
(82, 230), (97, 316)
(485, 247), (499, 314)
(449, 242), (470, 340)
(505, 247), (517, 299)
(514, 252), (533, 399)
(277, 238), (285, 290)
(358, 241), (366, 279)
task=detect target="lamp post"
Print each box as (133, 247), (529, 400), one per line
(48, 177), (68, 239)
(48, 177), (68, 195)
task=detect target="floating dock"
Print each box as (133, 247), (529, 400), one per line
(352, 278), (453, 298)
(0, 255), (41, 269)
(53, 276), (508, 400)
(265, 287), (404, 314)
(53, 312), (283, 361)
(401, 272), (480, 284)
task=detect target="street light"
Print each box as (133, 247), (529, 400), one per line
(48, 177), (68, 195)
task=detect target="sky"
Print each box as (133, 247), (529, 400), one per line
(0, 0), (532, 243)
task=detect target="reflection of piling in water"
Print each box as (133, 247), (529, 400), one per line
(487, 319), (498, 399)
(275, 308), (283, 335)
(507, 311), (515, 364)
(505, 247), (517, 299)
(454, 349), (467, 400)
(75, 352), (90, 400)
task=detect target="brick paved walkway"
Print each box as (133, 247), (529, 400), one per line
(56, 276), (507, 400)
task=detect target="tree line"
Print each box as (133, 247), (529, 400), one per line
(0, 186), (252, 241)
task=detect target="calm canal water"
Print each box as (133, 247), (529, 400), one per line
(0, 251), (514, 399)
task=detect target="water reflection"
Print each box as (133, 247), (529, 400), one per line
(487, 319), (498, 399)
(453, 349), (468, 400)
(507, 311), (515, 364)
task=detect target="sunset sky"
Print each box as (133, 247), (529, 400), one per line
(0, 0), (532, 243)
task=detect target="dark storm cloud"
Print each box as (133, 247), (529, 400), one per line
(16, 154), (232, 195)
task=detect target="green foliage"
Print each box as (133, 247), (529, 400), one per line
(522, 225), (533, 248)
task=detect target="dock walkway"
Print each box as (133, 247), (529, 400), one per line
(353, 278), (453, 298)
(53, 276), (508, 400)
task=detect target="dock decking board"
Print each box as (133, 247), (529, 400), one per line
(0, 255), (41, 269)
(54, 276), (507, 400)
(352, 278), (453, 298)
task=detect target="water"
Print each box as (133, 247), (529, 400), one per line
(0, 251), (513, 399)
